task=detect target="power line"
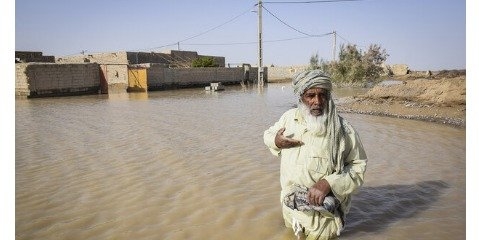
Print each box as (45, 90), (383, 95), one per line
(129, 43), (177, 52)
(125, 1), (360, 63)
(177, 6), (256, 44)
(266, 34), (331, 42)
(140, 5), (257, 52)
(262, 5), (328, 37)
(336, 32), (352, 44)
(181, 34), (332, 46)
(183, 41), (257, 46)
(335, 32), (368, 51)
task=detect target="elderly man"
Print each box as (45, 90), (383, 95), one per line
(263, 70), (367, 239)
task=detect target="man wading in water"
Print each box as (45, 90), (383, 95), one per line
(263, 70), (368, 239)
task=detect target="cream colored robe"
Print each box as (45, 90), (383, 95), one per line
(264, 108), (367, 239)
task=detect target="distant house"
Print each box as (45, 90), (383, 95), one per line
(56, 50), (225, 68)
(15, 51), (55, 63)
(15, 50), (248, 97)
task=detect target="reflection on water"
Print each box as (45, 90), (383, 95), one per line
(342, 180), (449, 236)
(15, 83), (465, 239)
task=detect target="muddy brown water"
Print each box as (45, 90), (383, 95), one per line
(15, 83), (465, 239)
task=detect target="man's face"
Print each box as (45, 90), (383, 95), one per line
(300, 87), (329, 116)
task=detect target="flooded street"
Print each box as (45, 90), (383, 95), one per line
(15, 83), (465, 239)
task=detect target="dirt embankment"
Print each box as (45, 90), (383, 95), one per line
(336, 71), (466, 127)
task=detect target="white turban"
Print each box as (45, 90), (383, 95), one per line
(292, 70), (332, 96)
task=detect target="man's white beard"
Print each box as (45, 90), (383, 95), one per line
(298, 102), (327, 136)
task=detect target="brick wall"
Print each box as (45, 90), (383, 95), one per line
(126, 52), (172, 64)
(100, 65), (129, 85)
(267, 65), (308, 82)
(56, 52), (130, 92)
(15, 64), (30, 96)
(15, 51), (55, 63)
(57, 52), (129, 64)
(170, 50), (198, 61)
(16, 63), (100, 97)
(15, 50), (287, 97)
(58, 50), (226, 68)
(146, 64), (244, 90)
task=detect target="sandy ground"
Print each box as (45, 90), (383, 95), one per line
(335, 72), (466, 128)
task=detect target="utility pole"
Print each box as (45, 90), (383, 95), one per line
(257, 0), (264, 87)
(177, 42), (180, 51)
(332, 31), (337, 62)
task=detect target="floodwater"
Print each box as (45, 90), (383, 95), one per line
(15, 83), (465, 239)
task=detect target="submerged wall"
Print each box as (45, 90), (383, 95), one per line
(15, 63), (100, 97)
(15, 63), (250, 97)
(144, 64), (244, 90)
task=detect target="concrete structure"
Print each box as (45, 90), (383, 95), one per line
(15, 50), (272, 97)
(126, 50), (225, 67)
(57, 52), (128, 64)
(267, 65), (308, 82)
(57, 50), (225, 67)
(98, 64), (129, 93)
(15, 51), (55, 63)
(16, 63), (100, 97)
(15, 62), (253, 97)
(56, 52), (130, 92)
(15, 64), (31, 96)
(131, 63), (245, 90)
(390, 64), (410, 76)
(56, 50), (226, 92)
(267, 63), (415, 81)
(205, 82), (225, 91)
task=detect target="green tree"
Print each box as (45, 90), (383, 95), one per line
(361, 44), (389, 80)
(192, 57), (219, 67)
(308, 53), (320, 70)
(315, 43), (388, 85)
(335, 44), (364, 83)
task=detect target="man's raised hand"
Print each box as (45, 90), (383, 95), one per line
(274, 127), (303, 149)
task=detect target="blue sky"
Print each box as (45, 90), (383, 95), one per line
(14, 0), (466, 71)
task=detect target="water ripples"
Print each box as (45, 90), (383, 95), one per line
(16, 84), (465, 239)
